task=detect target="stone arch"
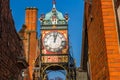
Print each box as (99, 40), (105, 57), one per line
(42, 64), (67, 79)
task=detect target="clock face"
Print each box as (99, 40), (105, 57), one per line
(43, 32), (66, 52)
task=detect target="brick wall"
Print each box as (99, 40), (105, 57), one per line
(0, 0), (27, 80)
(101, 0), (120, 80)
(85, 0), (109, 80)
(19, 8), (38, 80)
(84, 0), (120, 80)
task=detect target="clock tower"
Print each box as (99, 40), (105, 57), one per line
(40, 1), (69, 64)
(33, 0), (76, 80)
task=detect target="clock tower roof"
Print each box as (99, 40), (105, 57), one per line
(44, 9), (64, 20)
(40, 0), (69, 25)
(45, 0), (64, 20)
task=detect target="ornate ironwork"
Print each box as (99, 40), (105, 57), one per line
(33, 0), (76, 79)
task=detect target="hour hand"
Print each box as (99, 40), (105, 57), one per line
(53, 33), (57, 42)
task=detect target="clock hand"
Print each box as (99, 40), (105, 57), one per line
(54, 37), (56, 42)
(54, 33), (57, 42)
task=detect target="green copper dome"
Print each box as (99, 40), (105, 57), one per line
(40, 1), (69, 25)
(44, 9), (65, 20)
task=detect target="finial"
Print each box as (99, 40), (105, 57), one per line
(52, 0), (56, 4)
(52, 0), (56, 8)
(64, 13), (69, 20)
(40, 13), (45, 21)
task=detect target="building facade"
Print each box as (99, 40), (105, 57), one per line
(0, 0), (28, 80)
(19, 1), (76, 80)
(81, 0), (120, 80)
(19, 7), (39, 80)
(37, 2), (70, 79)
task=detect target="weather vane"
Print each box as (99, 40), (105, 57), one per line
(52, 0), (56, 9)
(52, 0), (56, 4)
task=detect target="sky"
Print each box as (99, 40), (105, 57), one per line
(10, 0), (84, 79)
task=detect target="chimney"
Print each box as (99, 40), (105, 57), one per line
(25, 7), (38, 31)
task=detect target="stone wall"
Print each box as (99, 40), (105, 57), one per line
(76, 68), (88, 80)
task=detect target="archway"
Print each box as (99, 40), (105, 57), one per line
(42, 64), (68, 80)
(46, 70), (66, 80)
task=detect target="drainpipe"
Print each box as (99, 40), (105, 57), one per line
(25, 31), (31, 79)
(26, 31), (31, 63)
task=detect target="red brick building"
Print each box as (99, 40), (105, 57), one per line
(19, 7), (39, 80)
(81, 0), (120, 80)
(18, 1), (73, 80)
(0, 0), (28, 80)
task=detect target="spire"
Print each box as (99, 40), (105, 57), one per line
(52, 0), (56, 8)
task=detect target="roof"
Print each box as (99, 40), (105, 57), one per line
(44, 9), (65, 20)
(40, 1), (68, 25)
